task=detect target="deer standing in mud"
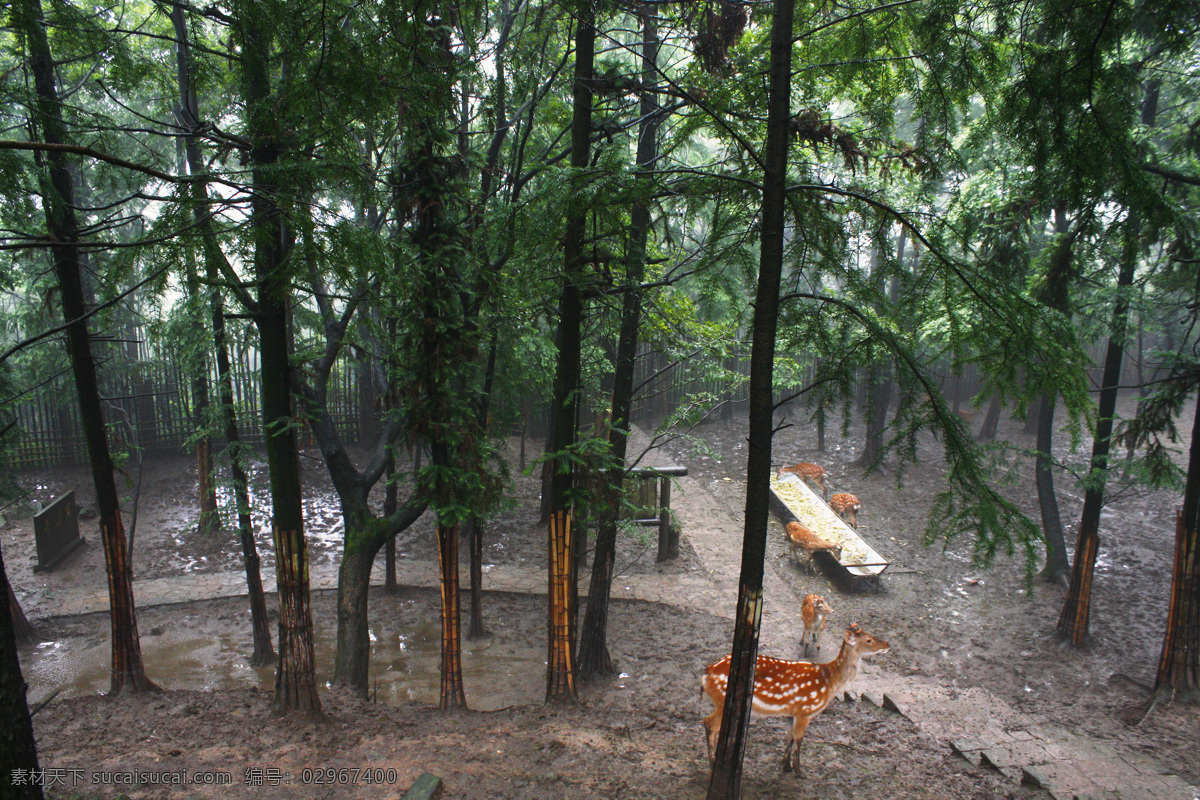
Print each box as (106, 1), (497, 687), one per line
(702, 624), (890, 773)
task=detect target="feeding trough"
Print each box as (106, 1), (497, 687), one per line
(769, 474), (890, 590)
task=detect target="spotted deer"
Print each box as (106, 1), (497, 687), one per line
(829, 492), (861, 528)
(800, 594), (832, 659)
(785, 521), (841, 572)
(702, 624), (890, 773)
(776, 462), (829, 500)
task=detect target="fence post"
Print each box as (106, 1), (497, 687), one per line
(656, 475), (674, 561)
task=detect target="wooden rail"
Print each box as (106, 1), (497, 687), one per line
(627, 466), (688, 562)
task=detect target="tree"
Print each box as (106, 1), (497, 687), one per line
(1057, 218), (1140, 644)
(1058, 63), (1171, 643)
(11, 0), (158, 696)
(1117, 200), (1200, 700)
(166, 0), (275, 666)
(1154, 394), (1200, 701)
(707, 0), (794, 794)
(578, 6), (663, 681)
(544, 0), (597, 704)
(232, 0), (319, 715)
(1034, 211), (1076, 586)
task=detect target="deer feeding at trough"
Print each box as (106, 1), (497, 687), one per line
(776, 462), (829, 499)
(829, 492), (861, 528)
(785, 520), (842, 572)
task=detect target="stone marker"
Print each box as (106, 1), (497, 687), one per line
(401, 772), (443, 800)
(33, 490), (85, 572)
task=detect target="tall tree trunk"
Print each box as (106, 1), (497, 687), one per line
(334, 514), (380, 693)
(1, 546), (44, 800)
(169, 5), (269, 658)
(578, 8), (659, 681)
(235, 3), (320, 715)
(437, 522), (466, 709)
(816, 387), (827, 451)
(468, 335), (500, 638)
(384, 457), (399, 595)
(169, 3), (217, 535)
(978, 393), (1003, 441)
(1036, 392), (1070, 584)
(216, 317), (276, 667)
(1058, 78), (1158, 628)
(1153, 395), (1200, 700)
(544, 0), (595, 704)
(1057, 226), (1138, 645)
(707, 0), (793, 795)
(14, 0), (157, 697)
(180, 245), (217, 534)
(403, 23), (474, 705)
(1123, 298), (1146, 477)
(857, 245), (894, 469)
(177, 220), (217, 534)
(1034, 209), (1074, 585)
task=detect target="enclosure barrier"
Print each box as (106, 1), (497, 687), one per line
(625, 465), (689, 562)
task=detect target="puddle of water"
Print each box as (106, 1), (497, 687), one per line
(21, 618), (543, 711)
(207, 482), (357, 569)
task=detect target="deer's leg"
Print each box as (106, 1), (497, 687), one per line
(703, 708), (722, 763)
(784, 715), (812, 773)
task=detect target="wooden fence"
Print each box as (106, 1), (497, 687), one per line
(6, 323), (1140, 472)
(7, 322), (366, 471)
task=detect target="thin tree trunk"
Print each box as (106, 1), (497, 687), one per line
(1036, 392), (1070, 584)
(707, 0), (793, 794)
(212, 270), (275, 665)
(438, 522), (466, 709)
(978, 394), (1002, 441)
(579, 8), (659, 681)
(384, 457), (399, 595)
(235, 3), (320, 715)
(15, 0), (157, 697)
(1057, 226), (1138, 646)
(544, 0), (595, 704)
(169, 3), (218, 535)
(1123, 298), (1146, 478)
(816, 389), (827, 451)
(170, 1), (272, 662)
(857, 245), (893, 469)
(1153, 395), (1200, 700)
(1035, 209), (1074, 585)
(467, 335), (500, 638)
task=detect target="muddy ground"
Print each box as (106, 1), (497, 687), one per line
(6, 393), (1200, 799)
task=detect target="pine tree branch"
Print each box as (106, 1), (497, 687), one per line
(0, 140), (176, 182)
(1143, 163), (1200, 186)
